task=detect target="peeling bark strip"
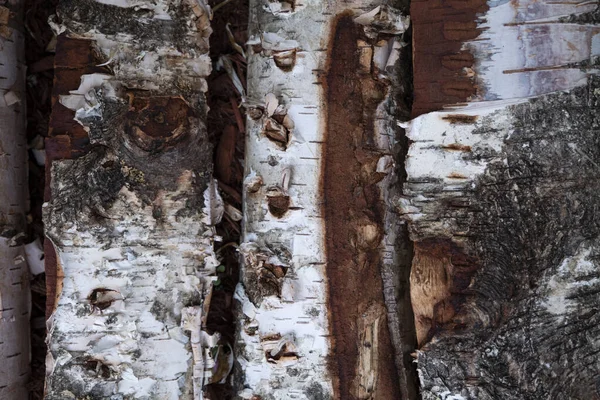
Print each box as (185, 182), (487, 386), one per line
(237, 0), (335, 398)
(411, 0), (600, 116)
(44, 1), (218, 398)
(0, 1), (31, 398)
(405, 2), (600, 397)
(323, 14), (401, 400)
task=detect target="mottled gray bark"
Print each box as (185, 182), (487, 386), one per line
(406, 80), (600, 400)
(402, 0), (600, 397)
(0, 1), (30, 399)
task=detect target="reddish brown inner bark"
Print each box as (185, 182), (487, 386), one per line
(411, 0), (488, 116)
(45, 36), (109, 318)
(323, 14), (401, 400)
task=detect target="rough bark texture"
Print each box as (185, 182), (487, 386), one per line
(44, 1), (218, 398)
(45, 35), (108, 318)
(0, 1), (31, 399)
(238, 1), (414, 399)
(406, 77), (600, 400)
(405, 0), (600, 398)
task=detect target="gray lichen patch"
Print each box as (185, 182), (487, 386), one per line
(57, 0), (194, 47)
(45, 148), (126, 237)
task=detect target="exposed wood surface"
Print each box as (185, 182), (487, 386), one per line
(324, 14), (402, 400)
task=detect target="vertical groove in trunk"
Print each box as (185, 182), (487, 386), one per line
(323, 14), (401, 399)
(0, 1), (31, 398)
(373, 1), (421, 397)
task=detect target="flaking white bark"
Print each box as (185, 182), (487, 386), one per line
(238, 2), (339, 398)
(0, 2), (30, 399)
(238, 1), (408, 398)
(44, 1), (218, 398)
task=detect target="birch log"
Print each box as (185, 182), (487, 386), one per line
(405, 0), (600, 398)
(237, 1), (413, 398)
(44, 1), (220, 398)
(0, 2), (30, 398)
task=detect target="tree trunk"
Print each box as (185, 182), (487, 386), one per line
(0, 1), (30, 399)
(237, 2), (413, 399)
(44, 1), (220, 398)
(39, 0), (600, 398)
(406, 0), (600, 398)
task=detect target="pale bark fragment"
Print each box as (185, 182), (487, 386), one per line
(44, 1), (217, 398)
(0, 1), (30, 399)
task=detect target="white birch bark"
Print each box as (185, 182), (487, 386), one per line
(237, 1), (409, 398)
(0, 1), (30, 399)
(463, 0), (600, 102)
(44, 1), (220, 398)
(238, 4), (333, 395)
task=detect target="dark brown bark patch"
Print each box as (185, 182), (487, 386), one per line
(266, 193), (290, 218)
(411, 0), (487, 116)
(323, 14), (401, 400)
(125, 94), (193, 152)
